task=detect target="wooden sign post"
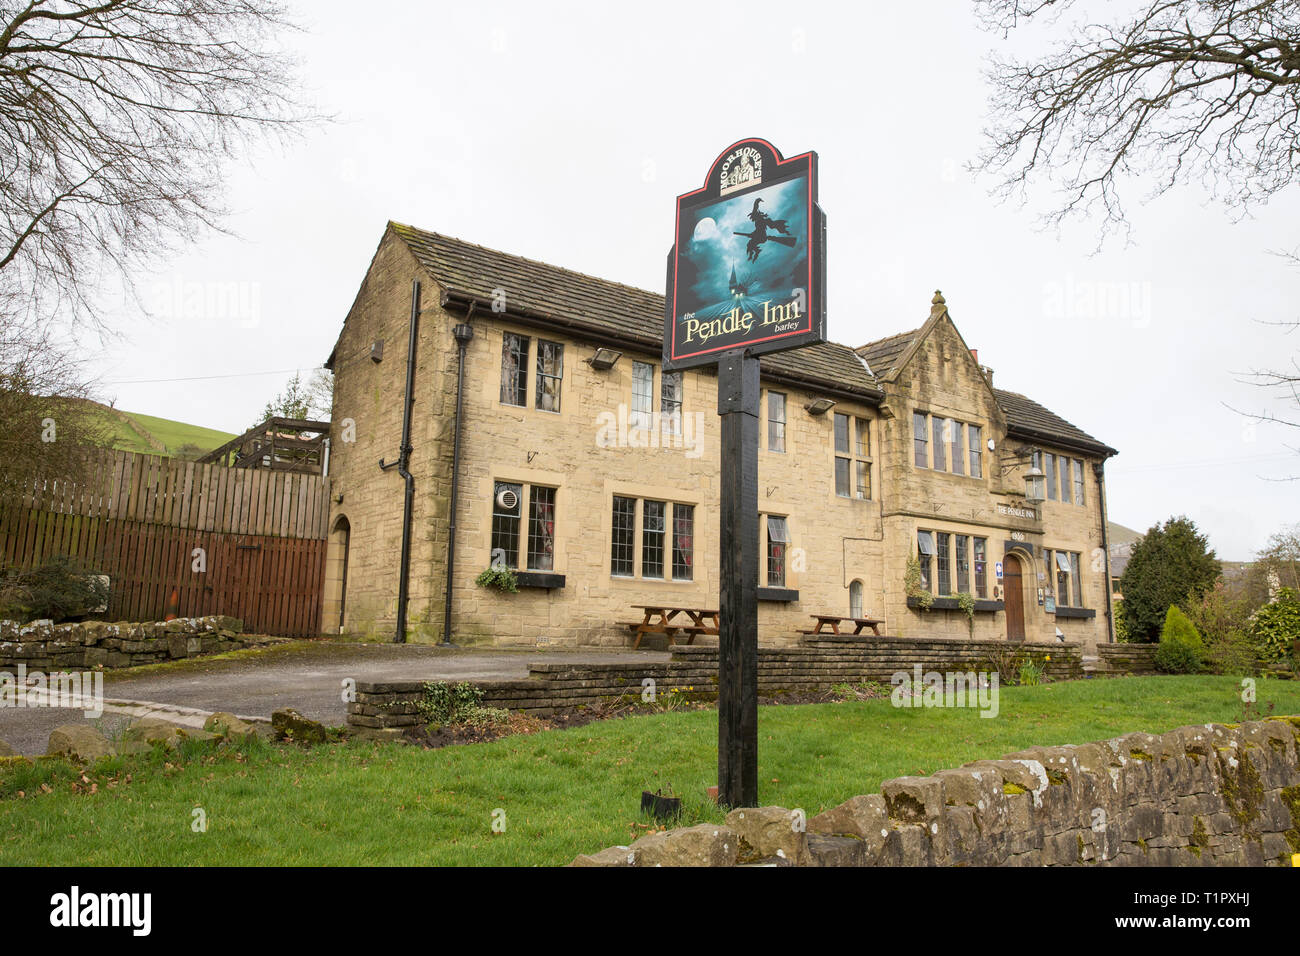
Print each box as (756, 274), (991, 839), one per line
(664, 139), (825, 809)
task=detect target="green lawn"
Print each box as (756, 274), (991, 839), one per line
(2, 675), (1297, 866)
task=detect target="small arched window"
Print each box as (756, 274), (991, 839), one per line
(849, 580), (864, 619)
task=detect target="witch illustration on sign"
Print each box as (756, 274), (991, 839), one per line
(733, 198), (797, 262)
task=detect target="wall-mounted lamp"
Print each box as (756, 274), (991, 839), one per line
(586, 348), (623, 371)
(1024, 460), (1047, 503)
(805, 398), (837, 416)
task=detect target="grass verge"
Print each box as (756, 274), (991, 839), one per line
(1, 675), (1296, 866)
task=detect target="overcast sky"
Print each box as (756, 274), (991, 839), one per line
(85, 0), (1300, 561)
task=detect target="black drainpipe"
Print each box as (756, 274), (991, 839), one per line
(442, 307), (475, 646)
(1093, 459), (1115, 643)
(380, 279), (421, 644)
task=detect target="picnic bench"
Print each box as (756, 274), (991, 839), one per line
(797, 614), (884, 637)
(618, 604), (720, 650)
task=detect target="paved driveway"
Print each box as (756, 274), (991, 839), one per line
(0, 642), (669, 756)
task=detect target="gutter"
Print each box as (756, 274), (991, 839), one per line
(442, 303), (476, 646)
(1093, 459), (1116, 643)
(379, 279), (421, 644)
(438, 288), (885, 406)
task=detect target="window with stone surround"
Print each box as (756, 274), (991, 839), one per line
(610, 497), (695, 581)
(1046, 548), (1085, 607)
(912, 410), (984, 479)
(492, 482), (555, 572)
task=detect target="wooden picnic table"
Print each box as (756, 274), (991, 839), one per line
(798, 614), (884, 637)
(619, 604), (720, 649)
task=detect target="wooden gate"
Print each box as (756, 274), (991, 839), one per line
(0, 448), (330, 637)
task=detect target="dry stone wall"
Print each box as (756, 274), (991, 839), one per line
(571, 716), (1300, 867)
(0, 616), (281, 670)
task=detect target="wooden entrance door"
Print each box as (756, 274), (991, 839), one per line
(1004, 554), (1025, 641)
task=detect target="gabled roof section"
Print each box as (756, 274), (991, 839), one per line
(389, 221), (883, 401)
(995, 389), (1117, 457)
(856, 328), (919, 380)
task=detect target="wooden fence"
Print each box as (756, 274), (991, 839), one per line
(0, 447), (330, 637)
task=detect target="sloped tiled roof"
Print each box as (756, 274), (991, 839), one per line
(391, 222), (881, 401)
(382, 222), (1113, 455)
(856, 328), (920, 379)
(995, 389), (1116, 456)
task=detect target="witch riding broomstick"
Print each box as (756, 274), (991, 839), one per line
(734, 197), (796, 263)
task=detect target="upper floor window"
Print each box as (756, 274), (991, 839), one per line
(500, 333), (529, 407)
(1073, 459), (1086, 506)
(931, 416), (947, 471)
(834, 412), (871, 499)
(1045, 453), (1057, 500)
(768, 391), (787, 452)
(947, 419), (964, 476)
(913, 410), (983, 478)
(535, 340), (564, 413)
(661, 371), (683, 437)
(631, 361), (654, 431)
(913, 412), (927, 468)
(968, 425), (983, 478)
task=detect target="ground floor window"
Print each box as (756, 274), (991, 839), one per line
(765, 515), (790, 587)
(849, 579), (863, 618)
(916, 529), (989, 598)
(492, 481), (556, 571)
(1046, 548), (1084, 607)
(916, 530), (934, 591)
(611, 496), (695, 581)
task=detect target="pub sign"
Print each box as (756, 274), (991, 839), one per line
(664, 138), (826, 370)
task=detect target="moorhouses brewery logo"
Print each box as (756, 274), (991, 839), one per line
(719, 145), (762, 196)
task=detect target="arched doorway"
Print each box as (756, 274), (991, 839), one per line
(1003, 552), (1025, 642)
(324, 515), (350, 634)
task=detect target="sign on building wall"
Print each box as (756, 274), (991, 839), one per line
(663, 138), (826, 370)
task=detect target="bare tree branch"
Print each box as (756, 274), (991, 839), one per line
(0, 0), (315, 334)
(972, 0), (1300, 243)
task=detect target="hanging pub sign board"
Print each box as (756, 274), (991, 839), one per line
(663, 138), (826, 370)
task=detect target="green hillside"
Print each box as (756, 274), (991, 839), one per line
(89, 402), (236, 459)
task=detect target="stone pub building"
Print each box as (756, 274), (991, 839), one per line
(322, 222), (1118, 650)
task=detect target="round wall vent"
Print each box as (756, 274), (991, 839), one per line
(496, 488), (518, 511)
